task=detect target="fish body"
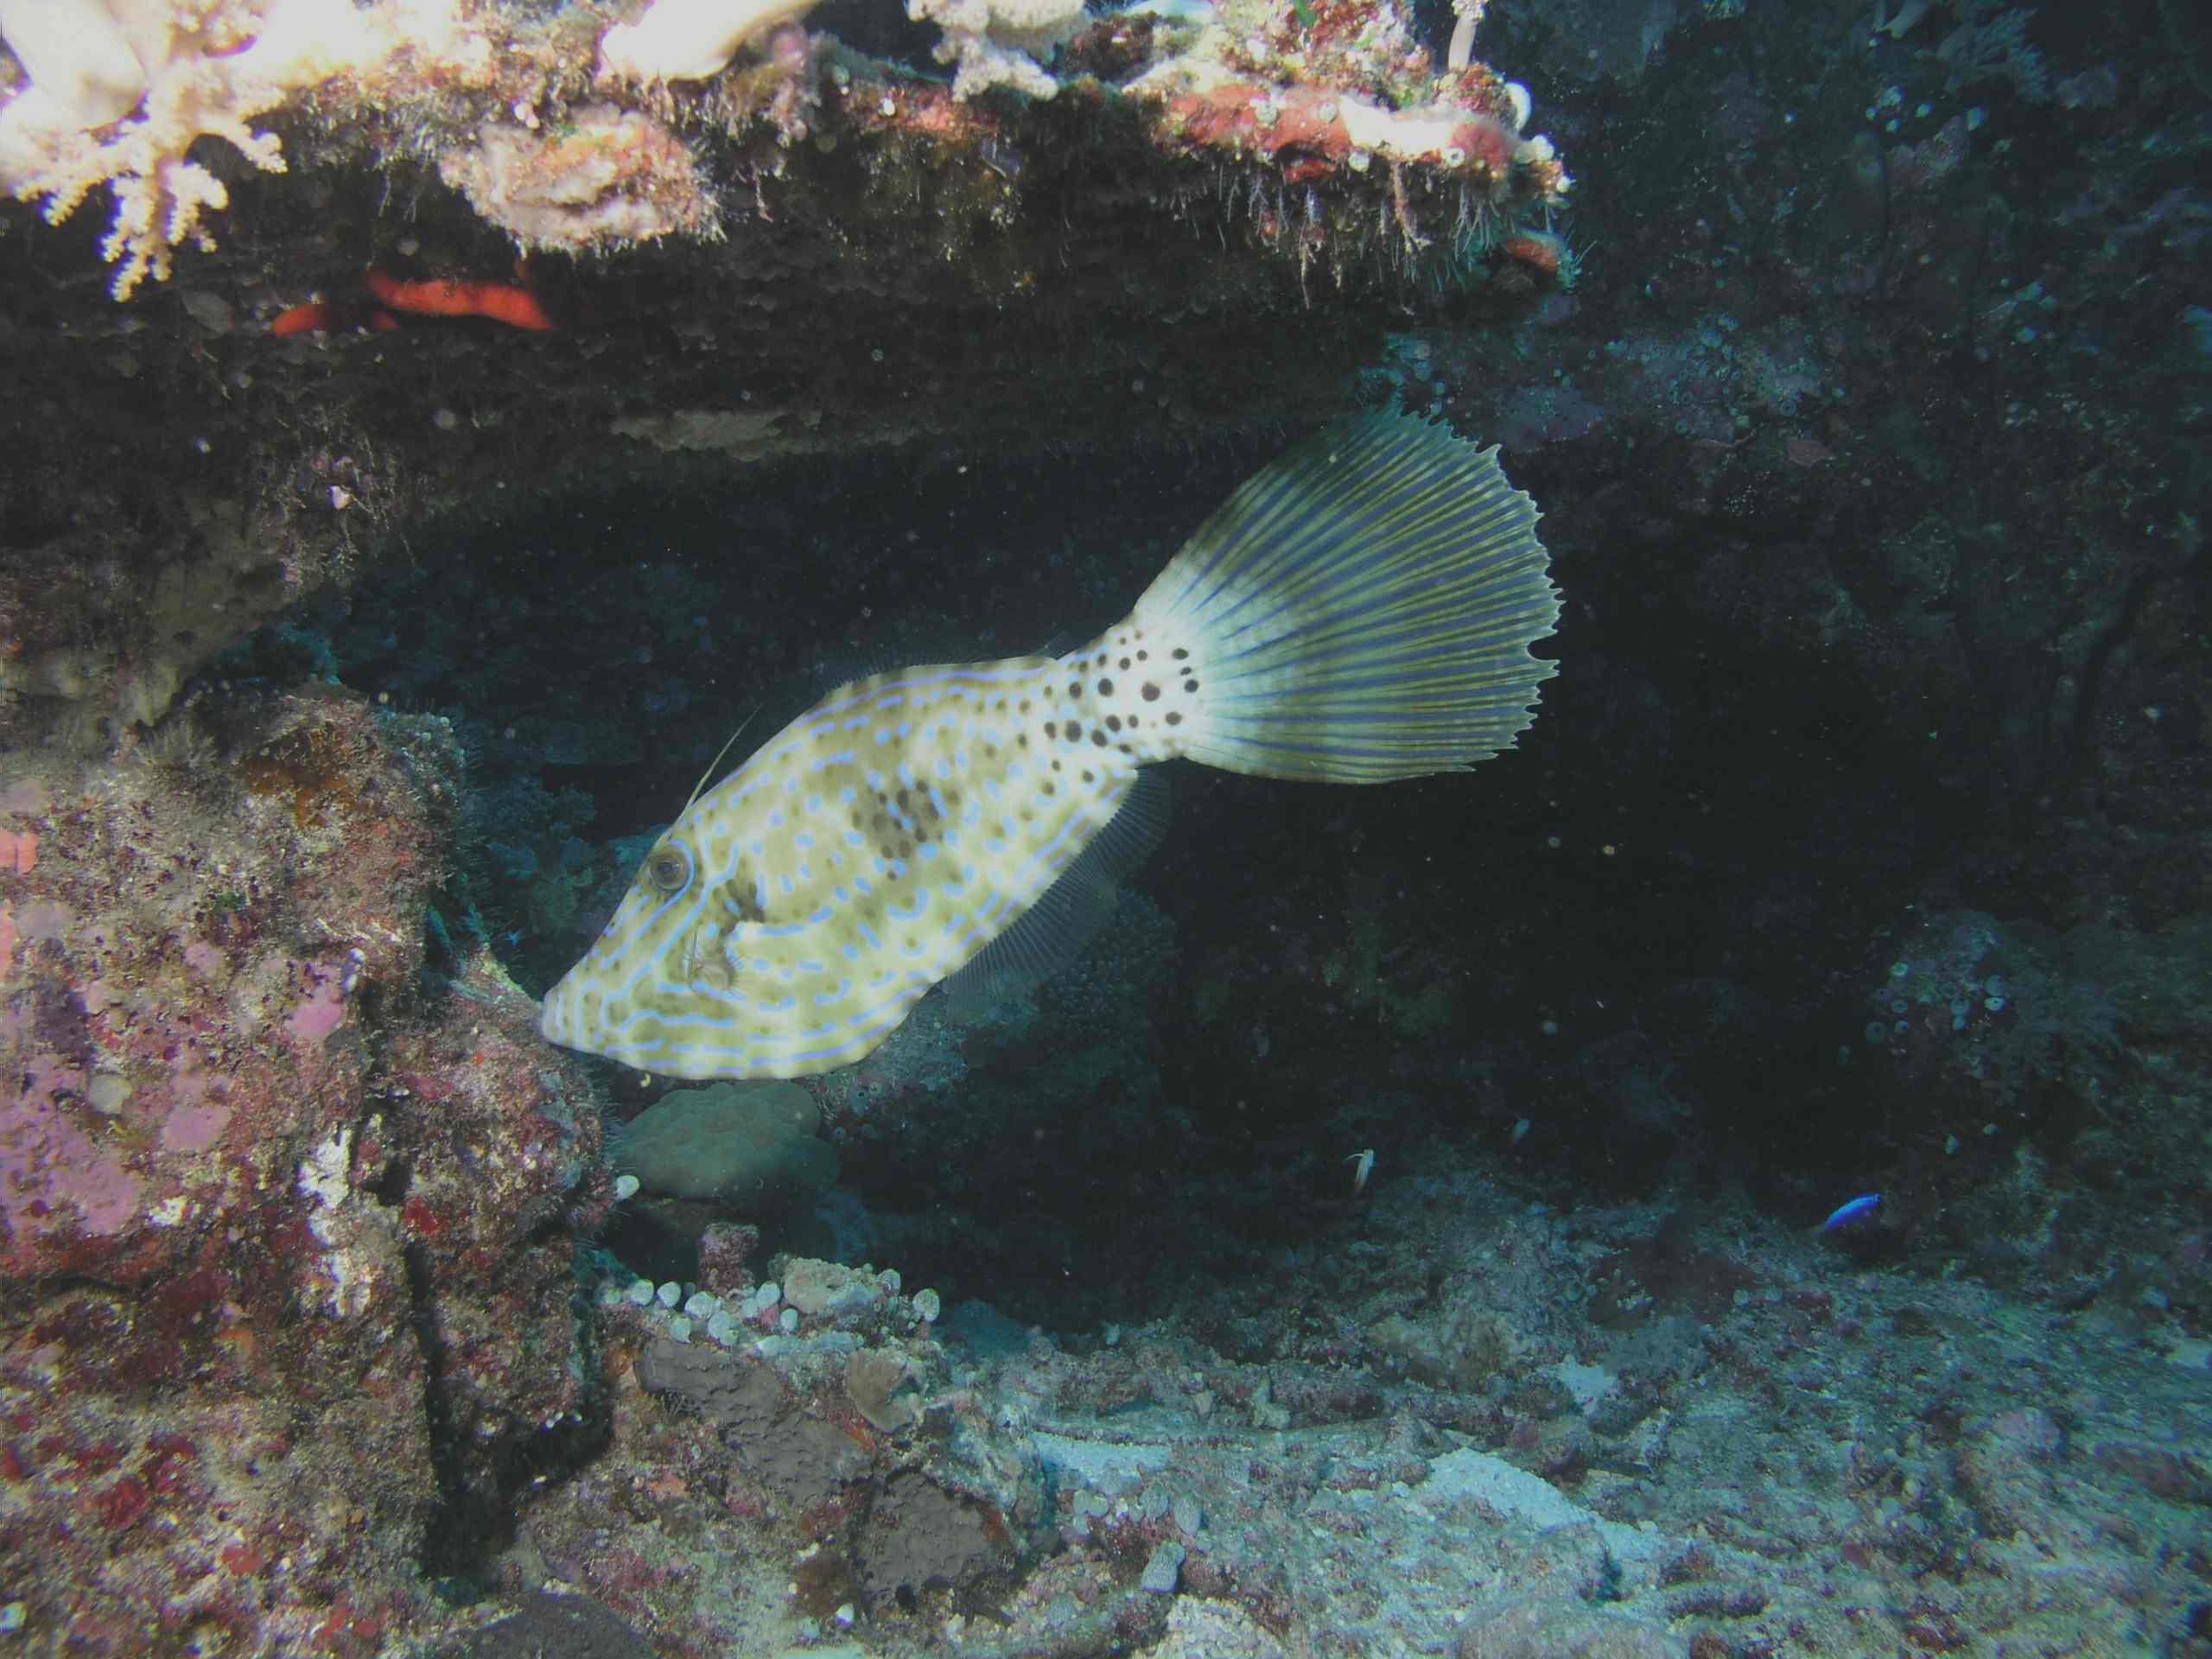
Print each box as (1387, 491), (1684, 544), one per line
(539, 413), (1562, 1080)
(542, 650), (1161, 1077)
(1821, 1192), (1882, 1233)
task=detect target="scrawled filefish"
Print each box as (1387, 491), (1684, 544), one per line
(538, 412), (1562, 1080)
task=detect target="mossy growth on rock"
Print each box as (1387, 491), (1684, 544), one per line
(611, 1081), (838, 1211)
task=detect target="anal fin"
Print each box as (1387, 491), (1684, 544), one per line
(939, 768), (1172, 1021)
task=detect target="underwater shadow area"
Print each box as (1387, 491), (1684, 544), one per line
(212, 428), (2129, 1332)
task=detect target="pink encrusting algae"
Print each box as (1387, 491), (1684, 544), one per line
(0, 688), (607, 1655)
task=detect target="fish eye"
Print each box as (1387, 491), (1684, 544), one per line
(646, 848), (690, 892)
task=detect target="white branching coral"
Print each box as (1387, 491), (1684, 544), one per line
(0, 0), (151, 127)
(0, 0), (423, 298)
(906, 0), (1088, 101)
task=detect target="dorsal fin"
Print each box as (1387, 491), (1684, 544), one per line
(684, 707), (760, 811)
(939, 768), (1172, 1020)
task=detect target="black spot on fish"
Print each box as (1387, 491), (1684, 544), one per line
(1166, 712), (1183, 726)
(1096, 677), (1114, 696)
(1065, 721), (1082, 741)
(1090, 730), (1108, 747)
(896, 788), (910, 808)
(1017, 734), (1029, 747)
(1184, 679), (1199, 694)
(1105, 715), (1122, 732)
(1081, 769), (1095, 783)
(1043, 780), (1056, 795)
(1172, 647), (1188, 659)
(1141, 683), (1160, 701)
(1067, 682), (1082, 698)
(1137, 649), (1149, 661)
(1118, 656), (1131, 671)
(1019, 699), (1031, 713)
(1044, 721), (1058, 738)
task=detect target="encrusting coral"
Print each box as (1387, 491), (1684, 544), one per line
(438, 104), (722, 252)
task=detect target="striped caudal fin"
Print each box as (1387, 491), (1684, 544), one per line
(1126, 412), (1560, 783)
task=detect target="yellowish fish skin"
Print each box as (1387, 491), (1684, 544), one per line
(537, 619), (1204, 1080)
(540, 412), (1561, 1081)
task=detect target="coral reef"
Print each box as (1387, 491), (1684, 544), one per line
(413, 1155), (2212, 1654)
(0, 0), (2207, 1653)
(0, 687), (605, 1651)
(486, 1249), (1038, 1650)
(0, 0), (1571, 746)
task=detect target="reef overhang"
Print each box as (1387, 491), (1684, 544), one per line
(0, 0), (1572, 742)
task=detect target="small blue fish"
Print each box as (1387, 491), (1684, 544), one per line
(1821, 1192), (1881, 1233)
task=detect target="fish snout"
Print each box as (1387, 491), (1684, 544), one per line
(537, 971), (590, 1053)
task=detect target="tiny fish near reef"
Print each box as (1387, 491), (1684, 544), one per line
(538, 413), (1563, 1080)
(1821, 1192), (1882, 1233)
